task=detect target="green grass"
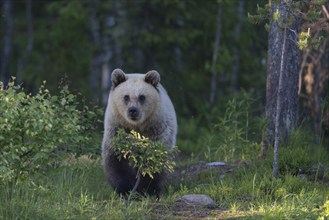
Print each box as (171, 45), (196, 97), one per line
(1, 148), (328, 220)
(0, 160), (155, 220)
(1, 124), (329, 220)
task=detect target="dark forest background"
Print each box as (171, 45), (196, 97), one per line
(1, 1), (329, 218)
(1, 0), (328, 152)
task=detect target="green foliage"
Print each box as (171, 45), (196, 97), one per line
(24, 0), (93, 95)
(7, 0), (269, 117)
(174, 153), (328, 219)
(317, 200), (329, 219)
(248, 0), (327, 53)
(0, 126), (328, 219)
(176, 116), (209, 155)
(202, 91), (265, 162)
(298, 28), (311, 49)
(0, 79), (101, 191)
(0, 164), (154, 220)
(247, 4), (270, 25)
(273, 9), (280, 21)
(277, 129), (329, 177)
(111, 129), (177, 179)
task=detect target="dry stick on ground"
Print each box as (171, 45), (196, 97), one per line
(273, 27), (287, 179)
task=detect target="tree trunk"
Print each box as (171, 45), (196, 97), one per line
(101, 62), (111, 105)
(260, 0), (301, 158)
(17, 0), (34, 82)
(89, 1), (124, 105)
(104, 0), (124, 105)
(89, 1), (102, 102)
(209, 3), (222, 105)
(304, 38), (328, 145)
(100, 14), (114, 105)
(1, 0), (13, 84)
(112, 0), (124, 68)
(231, 0), (244, 94)
(299, 3), (329, 145)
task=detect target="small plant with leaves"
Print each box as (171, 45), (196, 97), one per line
(111, 128), (177, 193)
(0, 78), (101, 197)
(204, 91), (264, 162)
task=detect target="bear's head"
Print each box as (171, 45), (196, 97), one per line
(110, 69), (161, 126)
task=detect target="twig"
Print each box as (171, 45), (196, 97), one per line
(273, 27), (287, 179)
(322, 5), (329, 20)
(132, 171), (141, 193)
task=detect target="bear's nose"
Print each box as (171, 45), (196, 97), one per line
(128, 107), (139, 119)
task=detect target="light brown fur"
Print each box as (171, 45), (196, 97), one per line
(101, 69), (177, 196)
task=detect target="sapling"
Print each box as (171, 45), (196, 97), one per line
(111, 128), (177, 194)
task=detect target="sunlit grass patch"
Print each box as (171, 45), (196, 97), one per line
(0, 162), (154, 220)
(1, 121), (328, 220)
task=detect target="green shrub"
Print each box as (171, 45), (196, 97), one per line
(111, 129), (177, 192)
(0, 79), (101, 194)
(203, 91), (265, 162)
(278, 129), (329, 176)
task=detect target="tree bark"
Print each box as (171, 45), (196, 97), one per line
(89, 1), (102, 102)
(260, 0), (301, 158)
(209, 3), (222, 105)
(303, 38), (328, 144)
(17, 0), (34, 82)
(231, 0), (244, 94)
(89, 1), (124, 105)
(104, 0), (124, 105)
(1, 0), (13, 84)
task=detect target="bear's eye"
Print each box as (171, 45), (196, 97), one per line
(124, 95), (130, 102)
(139, 95), (145, 103)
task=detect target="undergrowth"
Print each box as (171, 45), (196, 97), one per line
(0, 161), (155, 220)
(1, 88), (328, 219)
(0, 141), (328, 220)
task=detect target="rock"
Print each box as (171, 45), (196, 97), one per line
(177, 194), (217, 208)
(206, 162), (227, 167)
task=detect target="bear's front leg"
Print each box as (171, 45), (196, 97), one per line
(137, 173), (163, 197)
(103, 152), (136, 195)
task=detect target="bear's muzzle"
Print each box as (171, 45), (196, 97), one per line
(128, 107), (140, 120)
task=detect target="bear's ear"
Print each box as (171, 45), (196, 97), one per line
(145, 70), (160, 87)
(111, 69), (127, 88)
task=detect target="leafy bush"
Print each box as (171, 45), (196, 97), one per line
(203, 91), (265, 162)
(0, 79), (101, 192)
(111, 129), (177, 192)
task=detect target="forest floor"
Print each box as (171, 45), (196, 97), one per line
(1, 154), (328, 220)
(146, 159), (328, 219)
(152, 161), (252, 219)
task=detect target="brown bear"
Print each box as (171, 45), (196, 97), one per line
(101, 69), (177, 196)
